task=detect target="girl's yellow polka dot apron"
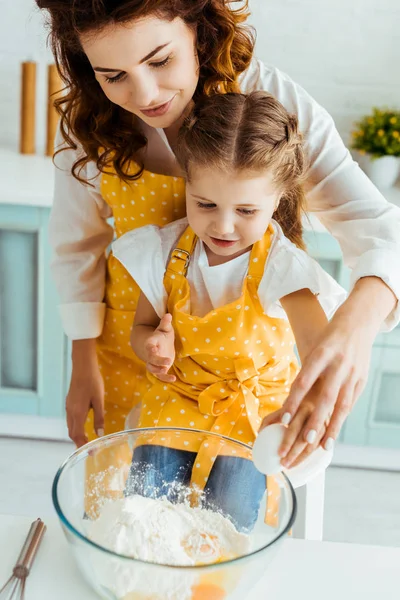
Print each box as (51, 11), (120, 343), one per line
(137, 225), (299, 524)
(84, 167), (186, 516)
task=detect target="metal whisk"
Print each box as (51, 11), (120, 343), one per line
(0, 519), (46, 600)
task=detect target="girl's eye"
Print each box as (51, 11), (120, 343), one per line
(105, 72), (126, 84)
(197, 202), (216, 209)
(150, 56), (172, 69)
(238, 208), (257, 215)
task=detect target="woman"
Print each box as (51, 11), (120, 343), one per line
(37, 0), (399, 466)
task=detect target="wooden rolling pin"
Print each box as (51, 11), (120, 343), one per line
(20, 61), (37, 154)
(46, 64), (63, 156)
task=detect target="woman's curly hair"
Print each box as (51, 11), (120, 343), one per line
(36, 0), (255, 184)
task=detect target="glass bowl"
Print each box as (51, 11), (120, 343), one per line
(52, 428), (296, 600)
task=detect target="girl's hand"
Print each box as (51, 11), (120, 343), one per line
(145, 314), (176, 383)
(66, 339), (104, 447)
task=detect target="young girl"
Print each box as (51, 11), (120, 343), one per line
(112, 91), (346, 531)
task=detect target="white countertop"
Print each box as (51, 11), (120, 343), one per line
(0, 148), (55, 208)
(0, 514), (399, 600)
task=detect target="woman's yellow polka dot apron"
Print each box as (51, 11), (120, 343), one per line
(137, 225), (299, 524)
(84, 167), (186, 516)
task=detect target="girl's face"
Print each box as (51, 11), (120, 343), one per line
(80, 16), (199, 129)
(186, 166), (281, 264)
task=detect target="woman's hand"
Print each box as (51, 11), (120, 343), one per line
(144, 313), (176, 383)
(261, 379), (330, 468)
(263, 277), (396, 464)
(66, 339), (104, 447)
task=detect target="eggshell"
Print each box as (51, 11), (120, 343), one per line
(252, 423), (334, 489)
(252, 424), (285, 475)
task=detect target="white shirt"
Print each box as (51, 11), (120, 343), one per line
(49, 58), (400, 339)
(112, 218), (347, 322)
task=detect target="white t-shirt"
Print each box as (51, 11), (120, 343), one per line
(112, 218), (347, 321)
(50, 59), (400, 339)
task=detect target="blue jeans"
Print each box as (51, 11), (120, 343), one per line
(125, 445), (266, 532)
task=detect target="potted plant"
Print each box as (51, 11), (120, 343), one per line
(351, 108), (400, 189)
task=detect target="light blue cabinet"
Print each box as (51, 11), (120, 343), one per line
(0, 202), (399, 450)
(0, 204), (69, 419)
(341, 331), (400, 449)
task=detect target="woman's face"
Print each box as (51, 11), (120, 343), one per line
(80, 15), (199, 129)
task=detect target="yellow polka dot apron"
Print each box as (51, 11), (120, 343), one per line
(84, 167), (186, 516)
(137, 225), (299, 524)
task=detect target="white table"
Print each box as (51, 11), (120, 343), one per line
(1, 514), (399, 600)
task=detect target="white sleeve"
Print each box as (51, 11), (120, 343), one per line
(241, 60), (400, 328)
(112, 226), (167, 319)
(258, 226), (347, 320)
(49, 126), (114, 340)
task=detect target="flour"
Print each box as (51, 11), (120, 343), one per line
(88, 494), (250, 566)
(86, 494), (250, 599)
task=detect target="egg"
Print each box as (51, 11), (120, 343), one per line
(252, 423), (335, 488)
(252, 424), (285, 475)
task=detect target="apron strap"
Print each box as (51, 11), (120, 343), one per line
(166, 226), (198, 277)
(247, 224), (274, 282)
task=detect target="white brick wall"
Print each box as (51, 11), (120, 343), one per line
(0, 0), (399, 152)
(249, 0), (400, 139)
(0, 0), (52, 154)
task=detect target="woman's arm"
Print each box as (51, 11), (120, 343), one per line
(50, 128), (114, 446)
(248, 60), (400, 326)
(50, 126), (114, 341)
(263, 289), (330, 465)
(247, 61), (400, 452)
(283, 276), (395, 452)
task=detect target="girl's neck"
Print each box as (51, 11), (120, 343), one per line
(203, 242), (252, 267)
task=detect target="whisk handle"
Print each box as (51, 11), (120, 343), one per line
(15, 519), (47, 573)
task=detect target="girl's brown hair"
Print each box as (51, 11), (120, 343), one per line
(175, 91), (308, 249)
(36, 0), (255, 184)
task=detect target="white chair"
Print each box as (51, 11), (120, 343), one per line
(292, 471), (326, 540)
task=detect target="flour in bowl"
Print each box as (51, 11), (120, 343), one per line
(86, 495), (250, 599)
(87, 494), (250, 566)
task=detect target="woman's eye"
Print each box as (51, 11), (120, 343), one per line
(105, 72), (126, 84)
(150, 56), (172, 69)
(197, 202), (216, 209)
(238, 208), (257, 215)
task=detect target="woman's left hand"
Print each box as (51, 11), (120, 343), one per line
(260, 378), (329, 468)
(261, 276), (396, 466)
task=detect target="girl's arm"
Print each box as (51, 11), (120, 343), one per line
(131, 292), (161, 362)
(280, 289), (327, 362)
(131, 293), (176, 383)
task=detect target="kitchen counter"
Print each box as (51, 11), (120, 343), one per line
(0, 514), (399, 599)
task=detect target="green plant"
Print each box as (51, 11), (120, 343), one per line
(351, 108), (400, 159)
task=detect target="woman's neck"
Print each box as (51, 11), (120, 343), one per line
(163, 100), (194, 152)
